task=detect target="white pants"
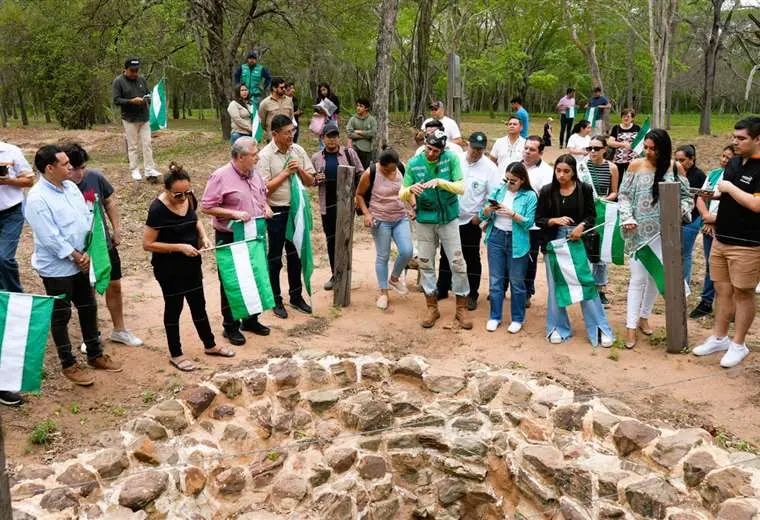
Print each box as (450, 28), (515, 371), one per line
(626, 257), (658, 329)
(123, 120), (155, 171)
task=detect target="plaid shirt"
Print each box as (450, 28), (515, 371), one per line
(310, 146), (365, 215)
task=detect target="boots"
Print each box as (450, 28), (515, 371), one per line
(455, 295), (473, 330)
(421, 294), (440, 328)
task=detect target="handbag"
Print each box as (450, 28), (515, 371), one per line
(309, 115), (325, 136)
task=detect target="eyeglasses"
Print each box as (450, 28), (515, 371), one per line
(506, 178), (519, 185)
(172, 189), (193, 200)
(586, 146), (605, 152)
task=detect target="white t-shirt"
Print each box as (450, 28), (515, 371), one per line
(567, 133), (590, 163)
(526, 160), (554, 194)
(421, 116), (461, 142)
(457, 152), (501, 225)
(490, 135), (526, 175)
(495, 190), (516, 231)
(0, 142), (33, 211)
(414, 141), (464, 157)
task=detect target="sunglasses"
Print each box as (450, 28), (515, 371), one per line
(172, 189), (193, 200)
(506, 178), (519, 185)
(586, 146), (605, 152)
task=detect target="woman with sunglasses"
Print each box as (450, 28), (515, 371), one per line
(144, 162), (234, 371)
(566, 120), (592, 162)
(536, 154), (615, 347)
(619, 129), (692, 348)
(480, 162), (537, 333)
(579, 135), (619, 306)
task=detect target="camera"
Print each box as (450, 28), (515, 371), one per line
(0, 165), (8, 177)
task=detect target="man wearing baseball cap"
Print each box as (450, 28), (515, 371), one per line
(401, 130), (472, 330)
(233, 50), (272, 110)
(421, 101), (463, 147)
(112, 58), (161, 182)
(437, 132), (501, 310)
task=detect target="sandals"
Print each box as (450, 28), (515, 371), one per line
(637, 320), (654, 336)
(205, 346), (236, 358)
(170, 358), (197, 372)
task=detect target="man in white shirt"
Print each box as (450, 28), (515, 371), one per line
(522, 135), (553, 305)
(421, 101), (463, 147)
(489, 116), (526, 175)
(437, 132), (501, 310)
(415, 119), (463, 156)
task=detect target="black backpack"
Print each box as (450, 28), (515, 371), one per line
(355, 161), (405, 216)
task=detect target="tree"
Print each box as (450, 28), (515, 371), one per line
(373, 0), (399, 151)
(648, 0), (679, 128)
(409, 0), (435, 127)
(699, 0), (737, 135)
(563, 0), (604, 91)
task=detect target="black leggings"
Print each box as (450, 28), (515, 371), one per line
(560, 114), (574, 148)
(155, 267), (215, 357)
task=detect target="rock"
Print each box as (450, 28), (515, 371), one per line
(222, 424), (249, 442)
(717, 498), (760, 520)
(183, 466), (206, 496)
(522, 445), (564, 477)
(211, 404), (236, 420)
(270, 359), (301, 389)
(475, 375), (502, 404)
(242, 370), (268, 395)
(40, 488), (79, 512)
(326, 446), (357, 473)
(598, 501), (633, 519)
(437, 477), (467, 505)
(391, 396), (421, 417)
(12, 482), (45, 497)
(306, 389), (341, 411)
(16, 464), (54, 481)
(12, 509), (37, 520)
(597, 471), (629, 499)
(292, 408), (312, 430)
(123, 417), (168, 441)
(432, 455), (487, 481)
(272, 409), (293, 433)
(401, 412), (446, 428)
(559, 496), (592, 520)
(624, 477), (681, 519)
(520, 417), (551, 442)
(516, 467), (558, 507)
(593, 412), (620, 437)
(555, 466), (594, 506)
(89, 448), (129, 479)
(394, 355), (425, 378)
(249, 400), (273, 438)
(451, 415), (483, 431)
(387, 432), (420, 449)
(212, 372), (243, 398)
(367, 497), (400, 520)
(553, 404), (590, 431)
(146, 399), (189, 433)
(423, 371), (466, 395)
(452, 437), (487, 461)
(505, 379), (533, 404)
(56, 463), (98, 497)
(613, 420), (660, 456)
(359, 435), (383, 451)
(211, 465), (247, 495)
(131, 436), (160, 466)
(314, 492), (354, 519)
(682, 451), (716, 489)
(316, 419), (342, 442)
(309, 465), (331, 487)
(437, 398), (475, 416)
(304, 361), (330, 384)
(271, 474), (308, 511)
(533, 384), (570, 408)
(118, 471), (168, 511)
(180, 385), (217, 417)
(341, 395), (393, 432)
(361, 361), (390, 381)
(700, 467), (753, 507)
(331, 360), (357, 385)
(358, 455), (387, 480)
(249, 449), (287, 478)
(650, 428), (712, 468)
(275, 388), (300, 410)
(419, 431), (449, 452)
(91, 429), (123, 449)
(601, 397), (635, 417)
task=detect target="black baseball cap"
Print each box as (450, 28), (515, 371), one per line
(430, 101), (444, 110)
(124, 58), (140, 69)
(323, 121), (340, 136)
(247, 51), (258, 59)
(469, 132), (487, 149)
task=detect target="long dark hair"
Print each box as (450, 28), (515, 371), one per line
(646, 129), (672, 205)
(551, 154), (578, 192)
(505, 162), (533, 192)
(572, 120), (590, 135)
(233, 83), (250, 105)
(317, 83), (332, 100)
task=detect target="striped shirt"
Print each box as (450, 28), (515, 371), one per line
(587, 160), (612, 197)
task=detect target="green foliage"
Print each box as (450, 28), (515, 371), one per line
(29, 420), (57, 445)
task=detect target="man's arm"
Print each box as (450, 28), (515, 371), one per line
(233, 65), (242, 85)
(0, 173), (33, 189)
(103, 195), (121, 245)
(719, 181), (760, 213)
(25, 198), (77, 260)
(262, 67), (272, 91)
(296, 149), (315, 186)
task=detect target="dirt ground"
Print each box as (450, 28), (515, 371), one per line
(1, 118), (758, 468)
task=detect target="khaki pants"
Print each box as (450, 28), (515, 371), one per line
(122, 120), (155, 171)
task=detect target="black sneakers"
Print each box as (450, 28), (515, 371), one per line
(223, 327), (246, 346)
(241, 318), (271, 336)
(689, 301), (713, 319)
(0, 391), (24, 407)
(599, 291), (610, 307)
(273, 303), (288, 319)
(290, 298), (312, 314)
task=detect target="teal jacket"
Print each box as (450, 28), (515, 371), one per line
(479, 185), (537, 258)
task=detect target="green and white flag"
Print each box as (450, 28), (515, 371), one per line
(0, 292), (55, 392)
(630, 117), (651, 157)
(251, 108), (264, 143)
(286, 175), (314, 296)
(216, 239), (275, 319)
(634, 234), (666, 295)
(585, 106), (601, 128)
(86, 196), (111, 295)
(545, 238), (598, 308)
(596, 199), (625, 265)
(149, 79), (167, 132)
(229, 218), (267, 241)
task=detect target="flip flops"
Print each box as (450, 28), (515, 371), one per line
(170, 358), (197, 372)
(204, 346), (236, 358)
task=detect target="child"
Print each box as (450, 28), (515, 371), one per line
(543, 117), (553, 147)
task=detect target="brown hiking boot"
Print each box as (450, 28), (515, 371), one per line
(421, 295), (440, 328)
(62, 365), (95, 386)
(88, 354), (123, 372)
(455, 295), (473, 330)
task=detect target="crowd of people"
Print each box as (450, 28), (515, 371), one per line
(0, 58), (758, 409)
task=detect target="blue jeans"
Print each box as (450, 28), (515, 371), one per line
(0, 203), (24, 292)
(682, 216), (702, 284)
(230, 131), (251, 145)
(700, 233), (714, 305)
(487, 228), (529, 323)
(545, 226), (614, 346)
(372, 218), (413, 290)
(592, 262), (608, 287)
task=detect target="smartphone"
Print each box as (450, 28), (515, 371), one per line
(488, 198), (501, 207)
(688, 187), (714, 197)
(0, 165), (8, 177)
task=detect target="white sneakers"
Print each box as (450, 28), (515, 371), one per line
(549, 330), (562, 344)
(507, 322), (522, 334)
(110, 330), (143, 346)
(131, 168), (142, 180)
(389, 277), (408, 296)
(376, 294), (388, 310)
(693, 335), (750, 368)
(132, 168), (161, 181)
(486, 320), (499, 332)
(145, 168), (162, 179)
(600, 332), (614, 348)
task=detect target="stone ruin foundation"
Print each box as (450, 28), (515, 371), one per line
(8, 351), (760, 519)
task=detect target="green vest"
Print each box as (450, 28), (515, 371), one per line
(241, 64), (263, 96)
(408, 151), (460, 225)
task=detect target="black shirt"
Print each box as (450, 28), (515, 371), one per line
(112, 74), (150, 122)
(536, 181), (596, 250)
(684, 165), (706, 222)
(76, 169), (114, 248)
(145, 198), (202, 274)
(715, 156), (760, 247)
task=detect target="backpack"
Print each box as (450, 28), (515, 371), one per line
(355, 161), (405, 216)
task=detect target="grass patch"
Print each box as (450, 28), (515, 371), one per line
(29, 420), (57, 445)
(69, 402), (80, 415)
(142, 391), (156, 404)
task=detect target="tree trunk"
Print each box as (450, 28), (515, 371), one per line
(409, 0), (434, 127)
(648, 0), (678, 128)
(43, 98), (51, 123)
(626, 29), (634, 108)
(699, 0), (733, 135)
(373, 0), (398, 152)
(587, 37), (603, 90)
(17, 88), (28, 126)
(172, 91), (180, 120)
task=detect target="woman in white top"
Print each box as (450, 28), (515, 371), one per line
(227, 84), (253, 144)
(566, 119), (592, 163)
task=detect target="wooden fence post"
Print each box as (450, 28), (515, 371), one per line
(0, 414), (12, 520)
(447, 53), (462, 125)
(333, 165), (357, 307)
(659, 181), (688, 353)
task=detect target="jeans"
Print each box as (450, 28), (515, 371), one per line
(545, 226), (613, 346)
(487, 229), (530, 323)
(216, 230), (261, 329)
(321, 204), (337, 274)
(417, 220), (469, 297)
(122, 120), (155, 170)
(525, 229), (542, 297)
(438, 221), (482, 298)
(0, 203), (23, 292)
(41, 272), (103, 369)
(267, 206), (303, 303)
(372, 218), (413, 289)
(700, 233), (715, 305)
(682, 216), (702, 284)
(593, 262), (608, 287)
(626, 256), (659, 329)
(155, 266), (215, 358)
(230, 131), (251, 145)
(560, 114), (574, 148)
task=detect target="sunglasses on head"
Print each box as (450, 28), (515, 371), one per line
(172, 189), (193, 200)
(586, 146), (605, 152)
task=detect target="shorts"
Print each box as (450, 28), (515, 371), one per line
(109, 247), (122, 281)
(709, 240), (760, 290)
